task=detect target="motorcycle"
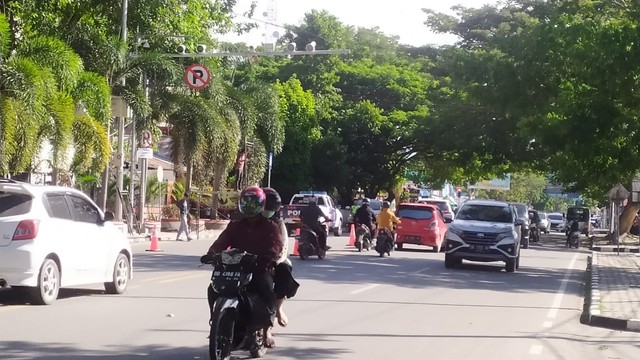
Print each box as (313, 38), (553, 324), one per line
(568, 230), (581, 249)
(375, 228), (395, 257)
(529, 223), (540, 243)
(204, 249), (270, 360)
(297, 219), (327, 260)
(354, 224), (372, 252)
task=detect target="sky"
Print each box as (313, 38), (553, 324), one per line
(220, 0), (496, 47)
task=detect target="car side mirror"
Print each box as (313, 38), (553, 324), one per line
(103, 211), (115, 222)
(515, 219), (525, 226)
(444, 217), (452, 224)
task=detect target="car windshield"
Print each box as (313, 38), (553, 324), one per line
(292, 196), (325, 206)
(0, 192), (33, 217)
(548, 214), (563, 221)
(397, 206), (434, 220)
(512, 204), (527, 218)
(456, 204), (512, 223)
(539, 213), (548, 219)
(423, 201), (448, 212)
(369, 200), (381, 210)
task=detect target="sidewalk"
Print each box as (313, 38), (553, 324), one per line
(587, 251), (640, 332)
(591, 233), (640, 253)
(127, 229), (224, 244)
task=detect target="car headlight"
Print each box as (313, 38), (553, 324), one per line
(496, 230), (516, 241)
(447, 227), (463, 241)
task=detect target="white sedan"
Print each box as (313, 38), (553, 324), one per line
(0, 179), (132, 305)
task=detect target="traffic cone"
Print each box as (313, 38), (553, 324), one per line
(291, 228), (300, 256)
(146, 224), (163, 252)
(348, 224), (356, 246)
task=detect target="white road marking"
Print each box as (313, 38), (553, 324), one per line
(0, 305), (26, 312)
(350, 284), (380, 294)
(411, 267), (431, 274)
(542, 321), (553, 328)
(137, 273), (195, 283)
(529, 345), (543, 355)
(546, 252), (579, 319)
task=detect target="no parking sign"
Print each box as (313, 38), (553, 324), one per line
(184, 64), (211, 90)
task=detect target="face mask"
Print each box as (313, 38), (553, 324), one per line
(262, 210), (276, 219)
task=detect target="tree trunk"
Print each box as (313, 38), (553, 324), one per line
(185, 161), (193, 193)
(97, 167), (109, 211)
(619, 202), (640, 234)
(210, 162), (223, 220)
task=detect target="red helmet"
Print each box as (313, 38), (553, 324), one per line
(238, 186), (266, 217)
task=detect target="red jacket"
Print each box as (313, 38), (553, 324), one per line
(209, 217), (283, 269)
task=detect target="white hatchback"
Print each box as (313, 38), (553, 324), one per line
(0, 179), (132, 305)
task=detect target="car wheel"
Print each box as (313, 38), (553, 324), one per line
(521, 238), (529, 249)
(105, 253), (130, 294)
(32, 259), (60, 305)
(433, 243), (441, 252)
(505, 258), (517, 273)
(333, 224), (343, 237)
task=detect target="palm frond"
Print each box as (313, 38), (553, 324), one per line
(0, 97), (19, 174)
(71, 114), (110, 174)
(0, 14), (10, 59)
(18, 36), (84, 91)
(47, 92), (75, 170)
(72, 71), (112, 125)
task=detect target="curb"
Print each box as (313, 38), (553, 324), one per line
(591, 246), (640, 253)
(587, 251), (640, 332)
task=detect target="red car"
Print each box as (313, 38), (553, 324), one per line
(395, 203), (451, 252)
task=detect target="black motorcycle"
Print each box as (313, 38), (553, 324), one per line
(298, 223), (327, 260)
(529, 223), (540, 243)
(567, 230), (581, 249)
(355, 224), (372, 252)
(204, 249), (269, 360)
(375, 228), (394, 257)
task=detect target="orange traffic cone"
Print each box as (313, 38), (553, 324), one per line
(146, 224), (163, 252)
(290, 228), (300, 256)
(348, 224), (356, 246)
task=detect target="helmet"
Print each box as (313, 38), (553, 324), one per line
(238, 186), (266, 217)
(383, 201), (391, 208)
(362, 198), (370, 205)
(261, 187), (282, 219)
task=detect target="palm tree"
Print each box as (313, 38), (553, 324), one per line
(0, 14), (111, 180)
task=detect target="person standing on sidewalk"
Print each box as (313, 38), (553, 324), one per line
(176, 193), (193, 241)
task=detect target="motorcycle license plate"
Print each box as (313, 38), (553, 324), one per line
(213, 270), (242, 282)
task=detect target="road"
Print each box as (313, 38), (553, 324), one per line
(1, 233), (639, 360)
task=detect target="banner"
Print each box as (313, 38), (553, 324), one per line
(468, 174), (511, 190)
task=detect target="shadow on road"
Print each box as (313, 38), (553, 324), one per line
(0, 288), (106, 306)
(0, 341), (350, 360)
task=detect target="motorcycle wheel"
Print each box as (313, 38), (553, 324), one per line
(249, 330), (267, 358)
(298, 243), (310, 260)
(209, 309), (235, 360)
(355, 239), (363, 252)
(317, 248), (326, 259)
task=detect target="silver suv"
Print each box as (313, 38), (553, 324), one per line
(444, 200), (524, 273)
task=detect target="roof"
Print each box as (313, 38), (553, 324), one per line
(0, 180), (85, 196)
(399, 202), (439, 210)
(463, 199), (511, 207)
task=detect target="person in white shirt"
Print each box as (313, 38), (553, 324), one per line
(262, 188), (299, 327)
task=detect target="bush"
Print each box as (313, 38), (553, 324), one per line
(162, 204), (180, 219)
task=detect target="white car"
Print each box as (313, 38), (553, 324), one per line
(0, 179), (132, 305)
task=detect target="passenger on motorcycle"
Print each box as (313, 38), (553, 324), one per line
(261, 187), (300, 328)
(299, 197), (331, 251)
(354, 198), (377, 236)
(376, 201), (401, 238)
(566, 220), (580, 247)
(204, 186), (282, 348)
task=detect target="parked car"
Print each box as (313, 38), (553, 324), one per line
(547, 212), (566, 232)
(0, 179), (133, 305)
(395, 203), (451, 252)
(509, 202), (530, 249)
(417, 198), (455, 221)
(444, 200), (523, 272)
(538, 212), (551, 234)
(280, 191), (343, 236)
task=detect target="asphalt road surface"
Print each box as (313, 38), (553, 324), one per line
(1, 233), (639, 360)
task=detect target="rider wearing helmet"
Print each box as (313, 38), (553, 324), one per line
(376, 200), (401, 238)
(261, 188), (299, 328)
(299, 196), (331, 251)
(205, 186), (282, 348)
(353, 198), (377, 235)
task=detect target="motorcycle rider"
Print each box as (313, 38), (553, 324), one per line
(261, 187), (300, 328)
(299, 196), (331, 251)
(566, 220), (580, 247)
(354, 198), (377, 236)
(376, 201), (401, 239)
(203, 186), (282, 348)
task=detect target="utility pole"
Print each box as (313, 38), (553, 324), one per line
(114, 0), (128, 221)
(137, 72), (150, 232)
